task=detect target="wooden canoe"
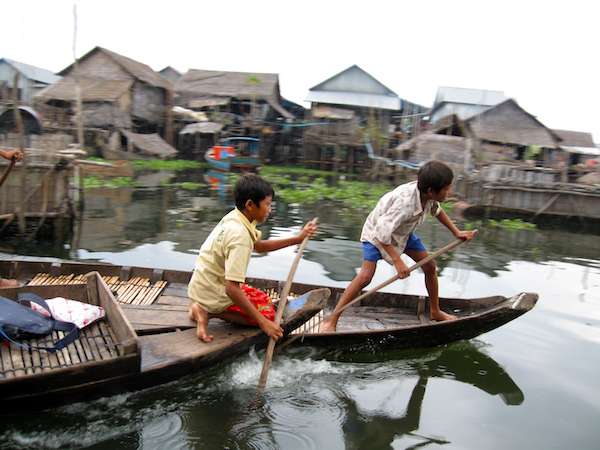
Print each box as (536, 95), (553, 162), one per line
(0, 261), (329, 411)
(288, 287), (538, 351)
(1, 260), (537, 353)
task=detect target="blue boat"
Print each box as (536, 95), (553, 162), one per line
(205, 137), (261, 172)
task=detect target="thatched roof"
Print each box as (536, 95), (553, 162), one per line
(59, 47), (171, 90)
(176, 69), (293, 119)
(176, 70), (279, 100)
(121, 131), (177, 158)
(552, 129), (595, 148)
(188, 97), (231, 109)
(159, 66), (181, 83)
(466, 99), (560, 147)
(35, 78), (132, 102)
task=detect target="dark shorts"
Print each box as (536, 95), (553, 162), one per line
(362, 233), (426, 262)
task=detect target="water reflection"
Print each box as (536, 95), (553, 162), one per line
(336, 341), (523, 449)
(135, 341), (522, 450)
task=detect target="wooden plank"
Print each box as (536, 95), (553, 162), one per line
(9, 345), (26, 377)
(91, 272), (138, 356)
(155, 295), (189, 307)
(28, 342), (43, 374)
(52, 332), (67, 368)
(82, 324), (104, 362)
(86, 272), (100, 306)
(98, 321), (118, 358)
(1, 345), (14, 378)
(121, 304), (194, 333)
(70, 332), (87, 364)
(77, 327), (95, 363)
(20, 347), (34, 376)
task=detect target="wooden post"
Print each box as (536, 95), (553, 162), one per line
(165, 88), (174, 146)
(73, 4), (84, 150)
(13, 73), (26, 234)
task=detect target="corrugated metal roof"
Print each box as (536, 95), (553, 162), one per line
(307, 65), (401, 110)
(1, 58), (60, 84)
(562, 146), (600, 156)
(306, 90), (400, 110)
(434, 86), (506, 108)
(35, 78), (132, 102)
(309, 65), (398, 96)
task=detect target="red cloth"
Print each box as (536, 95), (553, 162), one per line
(226, 284), (275, 325)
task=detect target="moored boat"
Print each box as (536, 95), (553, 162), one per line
(0, 261), (328, 411)
(205, 136), (261, 172)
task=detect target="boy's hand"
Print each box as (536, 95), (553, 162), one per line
(4, 150), (23, 162)
(298, 220), (318, 240)
(394, 259), (411, 279)
(454, 230), (477, 241)
(260, 318), (283, 340)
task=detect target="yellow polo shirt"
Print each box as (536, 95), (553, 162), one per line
(188, 208), (261, 313)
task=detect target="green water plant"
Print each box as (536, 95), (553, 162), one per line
(132, 159), (205, 171)
(488, 219), (537, 230)
(83, 176), (136, 189)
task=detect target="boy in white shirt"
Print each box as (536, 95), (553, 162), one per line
(320, 160), (476, 332)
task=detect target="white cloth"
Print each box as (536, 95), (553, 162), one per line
(360, 181), (440, 263)
(30, 297), (105, 329)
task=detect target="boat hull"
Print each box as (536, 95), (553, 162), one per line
(0, 261), (329, 411)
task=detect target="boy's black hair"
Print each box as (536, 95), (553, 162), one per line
(417, 160), (454, 193)
(234, 174), (274, 210)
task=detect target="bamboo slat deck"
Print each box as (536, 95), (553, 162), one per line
(0, 319), (121, 380)
(27, 273), (167, 306)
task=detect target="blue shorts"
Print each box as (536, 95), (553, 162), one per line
(362, 233), (426, 262)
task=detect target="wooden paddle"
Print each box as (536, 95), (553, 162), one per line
(278, 235), (475, 350)
(335, 236), (473, 317)
(257, 217), (317, 390)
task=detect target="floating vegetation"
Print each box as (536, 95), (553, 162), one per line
(230, 169), (391, 211)
(132, 159), (206, 171)
(83, 176), (136, 189)
(260, 166), (344, 177)
(174, 181), (204, 190)
(488, 219), (537, 230)
(464, 218), (537, 231)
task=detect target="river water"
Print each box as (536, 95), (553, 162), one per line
(1, 167), (599, 450)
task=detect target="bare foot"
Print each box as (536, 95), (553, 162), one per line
(0, 278), (19, 288)
(189, 303), (213, 342)
(319, 316), (338, 333)
(430, 310), (457, 322)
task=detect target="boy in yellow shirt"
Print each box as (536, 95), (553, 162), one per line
(188, 174), (317, 342)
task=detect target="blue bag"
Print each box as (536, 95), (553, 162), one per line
(0, 292), (79, 353)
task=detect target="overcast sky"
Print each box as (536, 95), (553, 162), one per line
(3, 0), (598, 141)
